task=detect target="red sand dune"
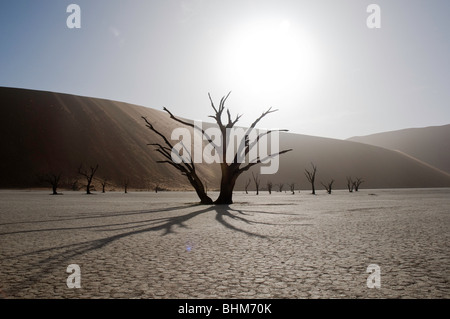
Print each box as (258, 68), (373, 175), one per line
(1, 87), (449, 191)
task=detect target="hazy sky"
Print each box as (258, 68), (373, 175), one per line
(1, 0), (449, 139)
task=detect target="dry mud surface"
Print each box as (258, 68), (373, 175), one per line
(0, 189), (449, 299)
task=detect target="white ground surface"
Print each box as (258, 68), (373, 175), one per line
(0, 188), (449, 299)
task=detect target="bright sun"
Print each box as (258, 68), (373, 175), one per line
(220, 19), (320, 98)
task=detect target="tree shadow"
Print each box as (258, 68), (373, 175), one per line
(0, 204), (200, 227)
(1, 203), (306, 297)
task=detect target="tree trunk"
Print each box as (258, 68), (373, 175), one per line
(214, 165), (239, 204)
(190, 175), (213, 205)
(196, 188), (213, 205)
(52, 185), (58, 195)
(86, 180), (92, 194)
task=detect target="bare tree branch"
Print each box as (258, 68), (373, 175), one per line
(304, 162), (317, 195)
(142, 116), (212, 204)
(238, 149), (293, 174)
(353, 177), (364, 191)
(236, 128), (289, 165)
(161, 107), (220, 151)
(321, 179), (334, 194)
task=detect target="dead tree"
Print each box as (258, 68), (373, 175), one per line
(321, 179), (334, 194)
(123, 178), (129, 193)
(98, 178), (108, 193)
(78, 164), (99, 194)
(346, 177), (354, 192)
(277, 183), (284, 192)
(39, 172), (62, 195)
(304, 162), (317, 195)
(142, 92), (292, 204)
(68, 177), (80, 191)
(353, 177), (364, 192)
(252, 172), (260, 195)
(267, 181), (273, 194)
(142, 117), (213, 204)
(244, 178), (251, 194)
(289, 183), (295, 194)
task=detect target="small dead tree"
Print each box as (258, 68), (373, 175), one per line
(244, 178), (251, 194)
(277, 183), (284, 192)
(78, 164), (99, 195)
(346, 177), (354, 193)
(68, 177), (80, 191)
(39, 172), (62, 195)
(289, 183), (295, 194)
(304, 162), (318, 195)
(353, 178), (364, 192)
(98, 178), (108, 193)
(267, 181), (273, 194)
(123, 178), (129, 194)
(321, 179), (334, 194)
(252, 172), (260, 195)
(155, 184), (160, 193)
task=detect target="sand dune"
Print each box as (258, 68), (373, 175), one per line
(348, 125), (450, 174)
(0, 87), (218, 190)
(1, 87), (449, 191)
(272, 133), (450, 190)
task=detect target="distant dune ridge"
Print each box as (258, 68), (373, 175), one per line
(347, 125), (450, 175)
(1, 86), (450, 191)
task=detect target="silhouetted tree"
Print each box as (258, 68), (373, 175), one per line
(252, 172), (260, 195)
(267, 181), (273, 194)
(244, 178), (251, 194)
(68, 177), (80, 191)
(304, 162), (317, 195)
(353, 177), (364, 192)
(98, 177), (108, 193)
(38, 172), (62, 195)
(142, 92), (292, 204)
(321, 179), (334, 194)
(142, 116), (212, 204)
(346, 176), (354, 192)
(78, 164), (99, 195)
(277, 183), (284, 192)
(289, 183), (295, 194)
(123, 178), (129, 193)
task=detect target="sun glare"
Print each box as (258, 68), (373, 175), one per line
(220, 19), (321, 97)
